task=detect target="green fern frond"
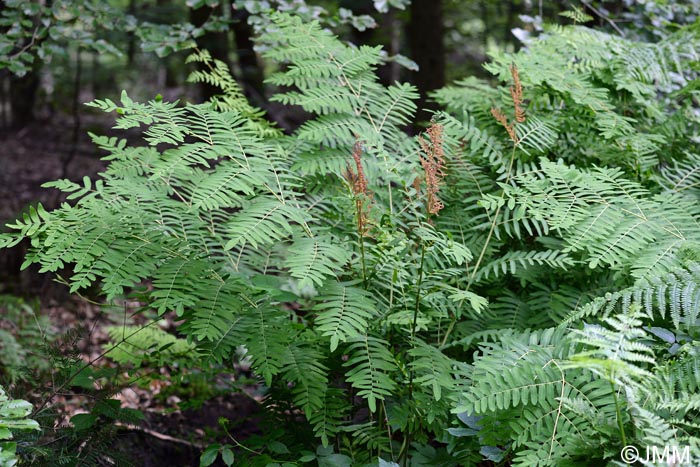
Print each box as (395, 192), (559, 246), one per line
(186, 49), (278, 137)
(105, 325), (198, 367)
(314, 282), (378, 352)
(563, 262), (700, 332)
(655, 151), (700, 201)
(344, 335), (397, 412)
(284, 235), (351, 289)
(224, 197), (308, 250)
(308, 387), (350, 447)
(565, 310), (656, 384)
(408, 340), (459, 401)
(503, 159), (700, 277)
(473, 249), (575, 282)
(280, 341), (328, 418)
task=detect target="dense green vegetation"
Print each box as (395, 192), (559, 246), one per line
(1, 1), (700, 466)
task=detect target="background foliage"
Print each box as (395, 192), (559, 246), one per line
(1, 1), (700, 466)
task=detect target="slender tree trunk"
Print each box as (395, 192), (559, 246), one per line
(231, 6), (264, 105)
(481, 0), (489, 48)
(387, 8), (403, 84)
(91, 51), (99, 99)
(126, 0), (137, 66)
(342, 0), (402, 86)
(61, 46), (81, 178)
(407, 0), (446, 126)
(504, 0), (516, 44)
(0, 71), (8, 132)
(0, 2), (6, 131)
(9, 68), (39, 130)
(5, 0), (41, 130)
(191, 3), (230, 102)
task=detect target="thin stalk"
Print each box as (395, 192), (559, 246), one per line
(610, 379), (628, 447)
(32, 319), (161, 417)
(440, 145), (517, 348)
(359, 231), (368, 288)
(410, 242), (426, 345)
(402, 240), (426, 467)
(380, 400), (395, 460)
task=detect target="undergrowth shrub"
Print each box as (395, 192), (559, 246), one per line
(2, 12), (700, 467)
(0, 296), (52, 386)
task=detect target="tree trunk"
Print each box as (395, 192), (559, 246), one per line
(504, 0), (516, 45)
(190, 3), (230, 102)
(3, 0), (41, 130)
(9, 69), (39, 130)
(126, 0), (137, 66)
(231, 7), (264, 105)
(407, 0), (445, 126)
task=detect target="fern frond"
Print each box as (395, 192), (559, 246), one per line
(344, 335), (397, 412)
(308, 387), (350, 447)
(655, 151), (700, 201)
(408, 340), (459, 401)
(281, 341), (328, 418)
(284, 235), (351, 288)
(105, 325), (198, 367)
(563, 262), (700, 332)
(473, 249), (574, 282)
(314, 283), (378, 352)
(224, 197), (308, 250)
(503, 159), (700, 278)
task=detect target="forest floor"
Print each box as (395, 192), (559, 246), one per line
(0, 118), (263, 466)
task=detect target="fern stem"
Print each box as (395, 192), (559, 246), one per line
(610, 379), (628, 447)
(402, 239), (426, 467)
(359, 233), (368, 287)
(467, 143), (517, 288)
(440, 145), (517, 348)
(380, 400), (395, 460)
(222, 421), (263, 455)
(440, 314), (456, 349)
(410, 241), (426, 344)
